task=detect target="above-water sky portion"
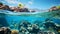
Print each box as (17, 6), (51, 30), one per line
(0, 0), (60, 10)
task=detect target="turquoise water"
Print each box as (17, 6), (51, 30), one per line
(0, 10), (60, 30)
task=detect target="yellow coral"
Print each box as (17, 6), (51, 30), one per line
(11, 30), (19, 34)
(58, 30), (60, 32)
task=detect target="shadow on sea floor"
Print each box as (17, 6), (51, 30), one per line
(0, 13), (9, 27)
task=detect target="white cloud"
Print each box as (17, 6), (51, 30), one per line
(28, 0), (34, 5)
(30, 0), (33, 1)
(28, 1), (33, 5)
(5, 0), (19, 4)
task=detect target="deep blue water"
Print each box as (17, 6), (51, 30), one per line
(5, 15), (46, 24)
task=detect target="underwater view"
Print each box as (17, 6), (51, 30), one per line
(0, 0), (60, 34)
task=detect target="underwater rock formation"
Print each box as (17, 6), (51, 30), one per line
(18, 20), (31, 30)
(0, 27), (11, 34)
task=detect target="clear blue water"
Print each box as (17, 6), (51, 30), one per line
(0, 10), (60, 30)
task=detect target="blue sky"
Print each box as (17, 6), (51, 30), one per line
(0, 0), (60, 10)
